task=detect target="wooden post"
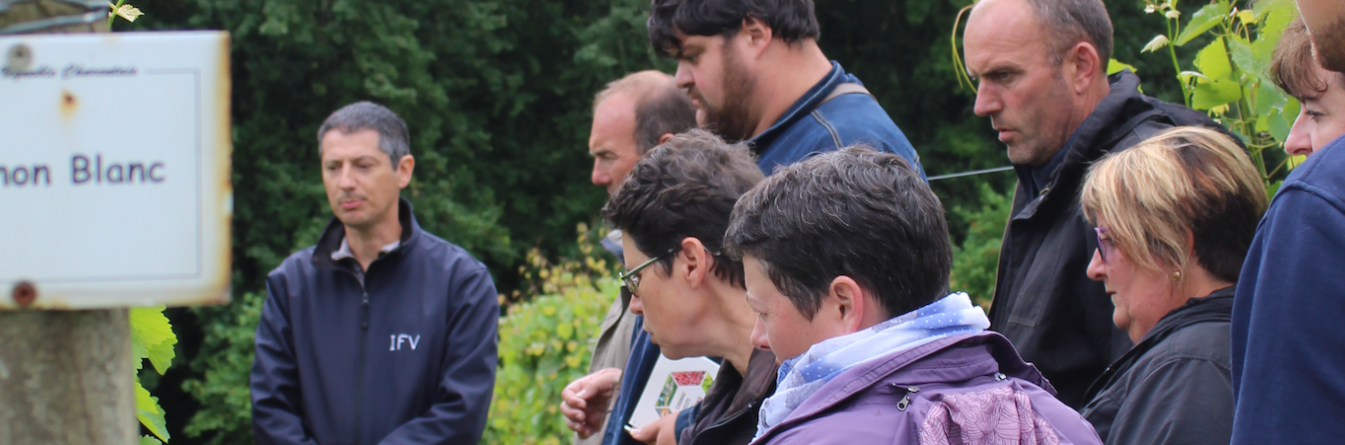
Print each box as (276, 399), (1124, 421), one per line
(0, 2), (134, 444)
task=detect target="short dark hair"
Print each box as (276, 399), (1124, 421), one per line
(1022, 0), (1113, 67)
(603, 129), (764, 287)
(648, 0), (821, 58)
(725, 146), (952, 320)
(1272, 18), (1345, 100)
(317, 101), (411, 167)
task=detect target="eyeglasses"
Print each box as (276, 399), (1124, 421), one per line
(1095, 227), (1116, 262)
(620, 247), (679, 298)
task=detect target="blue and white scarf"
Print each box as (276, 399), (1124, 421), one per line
(754, 292), (991, 438)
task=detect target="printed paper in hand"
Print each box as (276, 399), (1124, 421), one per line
(626, 355), (721, 429)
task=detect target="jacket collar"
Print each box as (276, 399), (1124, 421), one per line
(758, 331), (1049, 441)
(1013, 70), (1152, 220)
(746, 60), (849, 153)
(312, 197), (419, 271)
(1083, 286), (1234, 401)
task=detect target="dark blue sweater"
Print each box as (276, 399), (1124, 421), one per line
(600, 61), (922, 445)
(251, 199), (499, 445)
(1232, 137), (1345, 444)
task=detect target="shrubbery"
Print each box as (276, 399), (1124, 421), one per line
(484, 227), (618, 444)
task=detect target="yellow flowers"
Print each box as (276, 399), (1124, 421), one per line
(108, 1), (144, 23)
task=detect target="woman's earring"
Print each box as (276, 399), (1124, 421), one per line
(1171, 270), (1182, 279)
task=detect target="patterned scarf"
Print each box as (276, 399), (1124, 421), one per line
(754, 292), (991, 438)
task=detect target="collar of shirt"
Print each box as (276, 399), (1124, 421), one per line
(331, 237), (401, 262)
(1014, 126), (1081, 198)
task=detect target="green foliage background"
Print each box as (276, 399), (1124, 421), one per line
(111, 0), (1275, 443)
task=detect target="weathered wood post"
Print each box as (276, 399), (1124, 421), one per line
(0, 2), (134, 444)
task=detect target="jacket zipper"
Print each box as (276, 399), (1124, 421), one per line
(354, 287), (370, 445)
(895, 385), (920, 411)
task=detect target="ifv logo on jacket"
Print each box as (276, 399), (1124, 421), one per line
(390, 333), (421, 351)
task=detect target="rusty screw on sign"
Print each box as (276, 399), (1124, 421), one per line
(12, 281), (37, 307)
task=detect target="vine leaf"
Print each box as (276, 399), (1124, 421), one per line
(1192, 79), (1242, 109)
(1107, 59), (1138, 75)
(130, 306), (177, 374)
(1195, 38), (1233, 81)
(1141, 35), (1170, 53)
(135, 380), (171, 442)
(1175, 3), (1229, 46)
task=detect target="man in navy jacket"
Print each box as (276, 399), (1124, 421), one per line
(1231, 10), (1345, 444)
(250, 101), (499, 445)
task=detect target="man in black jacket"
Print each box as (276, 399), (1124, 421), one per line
(250, 101), (499, 444)
(962, 0), (1229, 407)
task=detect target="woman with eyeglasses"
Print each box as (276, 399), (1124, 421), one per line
(1077, 127), (1267, 445)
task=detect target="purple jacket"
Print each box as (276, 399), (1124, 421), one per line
(752, 332), (1102, 444)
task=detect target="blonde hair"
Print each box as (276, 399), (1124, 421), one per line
(1080, 127), (1267, 282)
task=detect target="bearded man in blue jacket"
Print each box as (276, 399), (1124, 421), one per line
(250, 101), (499, 445)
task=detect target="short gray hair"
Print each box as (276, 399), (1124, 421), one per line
(594, 71), (697, 154)
(1024, 0), (1113, 67)
(317, 101), (411, 167)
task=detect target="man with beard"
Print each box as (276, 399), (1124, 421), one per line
(646, 0), (923, 177)
(962, 0), (1235, 408)
(1230, 3), (1345, 443)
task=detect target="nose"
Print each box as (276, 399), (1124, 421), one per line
(629, 293), (644, 315)
(1285, 108), (1314, 156)
(750, 317), (770, 351)
(338, 164), (357, 190)
(673, 62), (693, 91)
(972, 82), (1000, 117)
(591, 159), (610, 188)
(1086, 249), (1106, 282)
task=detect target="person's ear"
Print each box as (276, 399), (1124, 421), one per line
(679, 237), (710, 286)
(1066, 42), (1104, 94)
(657, 133), (674, 145)
(739, 16), (773, 58)
(396, 155), (415, 189)
(828, 276), (867, 334)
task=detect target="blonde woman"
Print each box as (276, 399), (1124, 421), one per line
(1078, 127), (1267, 445)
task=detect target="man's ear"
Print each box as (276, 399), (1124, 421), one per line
(396, 155), (415, 189)
(1065, 42), (1104, 94)
(827, 276), (868, 334)
(739, 16), (773, 58)
(657, 133), (674, 145)
(678, 237), (710, 286)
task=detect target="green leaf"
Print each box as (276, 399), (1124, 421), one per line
(1228, 37), (1260, 77)
(1255, 80), (1289, 117)
(1176, 3), (1230, 46)
(1194, 38), (1233, 81)
(1268, 97), (1300, 142)
(130, 306), (177, 375)
(1141, 35), (1170, 53)
(140, 435), (164, 445)
(1192, 79), (1242, 109)
(136, 380), (171, 443)
(1107, 59), (1138, 75)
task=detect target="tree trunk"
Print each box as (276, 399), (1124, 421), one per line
(1, 2), (132, 444)
(0, 310), (137, 444)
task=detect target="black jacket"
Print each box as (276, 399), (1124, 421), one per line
(678, 349), (777, 445)
(1081, 288), (1234, 445)
(988, 70), (1234, 407)
(251, 199), (499, 445)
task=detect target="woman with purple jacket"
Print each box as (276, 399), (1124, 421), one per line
(724, 147), (1102, 444)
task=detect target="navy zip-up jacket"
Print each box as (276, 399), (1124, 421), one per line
(1232, 137), (1345, 444)
(251, 198), (499, 445)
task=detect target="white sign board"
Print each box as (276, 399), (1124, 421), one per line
(0, 31), (231, 310)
